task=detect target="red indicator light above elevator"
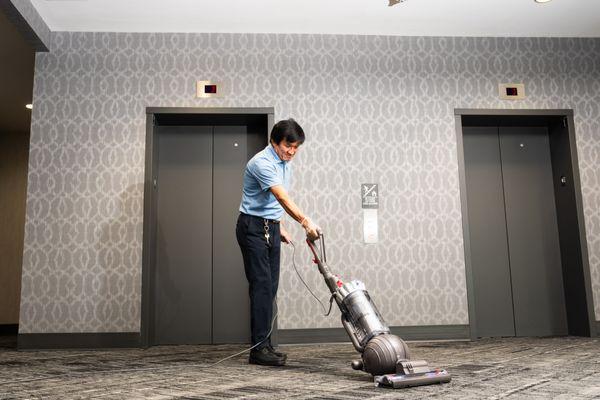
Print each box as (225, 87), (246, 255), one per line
(196, 81), (222, 98)
(499, 83), (525, 100)
(204, 84), (217, 94)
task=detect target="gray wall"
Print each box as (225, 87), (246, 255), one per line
(20, 32), (600, 333)
(0, 2), (35, 326)
(0, 131), (30, 324)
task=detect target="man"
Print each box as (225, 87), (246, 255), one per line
(236, 118), (320, 366)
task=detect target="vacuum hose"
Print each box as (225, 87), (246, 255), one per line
(306, 235), (411, 376)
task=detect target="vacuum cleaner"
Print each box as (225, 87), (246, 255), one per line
(306, 234), (451, 389)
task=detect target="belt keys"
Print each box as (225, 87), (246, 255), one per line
(263, 219), (271, 247)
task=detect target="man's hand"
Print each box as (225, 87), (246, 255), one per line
(280, 227), (292, 244)
(301, 217), (320, 241)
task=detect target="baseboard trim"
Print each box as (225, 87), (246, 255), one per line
(278, 324), (470, 344)
(0, 324), (18, 335)
(18, 332), (142, 350)
(16, 324), (471, 349)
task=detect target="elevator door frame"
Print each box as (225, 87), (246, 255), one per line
(141, 107), (274, 348)
(455, 109), (596, 339)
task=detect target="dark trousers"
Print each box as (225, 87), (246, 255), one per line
(236, 213), (281, 349)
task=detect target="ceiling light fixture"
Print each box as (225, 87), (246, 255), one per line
(534, 0), (552, 3)
(26, 104), (33, 110)
(389, 0), (407, 6)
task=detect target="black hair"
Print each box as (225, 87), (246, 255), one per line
(270, 118), (305, 145)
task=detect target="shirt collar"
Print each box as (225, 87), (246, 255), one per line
(267, 144), (286, 164)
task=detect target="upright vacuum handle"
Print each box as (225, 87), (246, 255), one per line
(307, 232), (326, 265)
(319, 230), (326, 263)
(306, 232), (339, 294)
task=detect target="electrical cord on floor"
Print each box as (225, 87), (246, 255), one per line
(201, 238), (332, 368)
(199, 309), (278, 368)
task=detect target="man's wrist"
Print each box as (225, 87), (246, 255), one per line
(300, 216), (310, 229)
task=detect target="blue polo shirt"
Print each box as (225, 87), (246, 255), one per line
(239, 145), (291, 220)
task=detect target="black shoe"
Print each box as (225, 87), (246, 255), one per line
(249, 347), (286, 366)
(267, 344), (287, 359)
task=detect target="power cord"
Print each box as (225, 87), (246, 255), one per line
(290, 240), (334, 317)
(199, 308), (278, 368)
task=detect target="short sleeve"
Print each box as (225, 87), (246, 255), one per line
(249, 157), (282, 191)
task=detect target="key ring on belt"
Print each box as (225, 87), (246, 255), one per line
(263, 219), (271, 247)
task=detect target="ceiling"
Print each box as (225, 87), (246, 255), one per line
(30, 0), (600, 37)
(2, 0), (599, 134)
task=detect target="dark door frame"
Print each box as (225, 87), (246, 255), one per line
(141, 107), (274, 348)
(455, 108), (596, 339)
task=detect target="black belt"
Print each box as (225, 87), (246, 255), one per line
(240, 212), (280, 224)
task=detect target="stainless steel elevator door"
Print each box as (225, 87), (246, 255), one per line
(154, 124), (253, 345)
(464, 126), (568, 337)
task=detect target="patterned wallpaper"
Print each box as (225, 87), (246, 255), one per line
(20, 32), (600, 333)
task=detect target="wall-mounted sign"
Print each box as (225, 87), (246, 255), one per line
(361, 184), (379, 244)
(197, 80), (222, 98)
(361, 183), (379, 209)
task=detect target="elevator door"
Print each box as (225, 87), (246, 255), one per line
(464, 126), (568, 337)
(154, 124), (256, 345)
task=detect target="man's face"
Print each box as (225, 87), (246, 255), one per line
(272, 139), (301, 162)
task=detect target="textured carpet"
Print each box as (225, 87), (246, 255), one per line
(1, 337), (600, 399)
